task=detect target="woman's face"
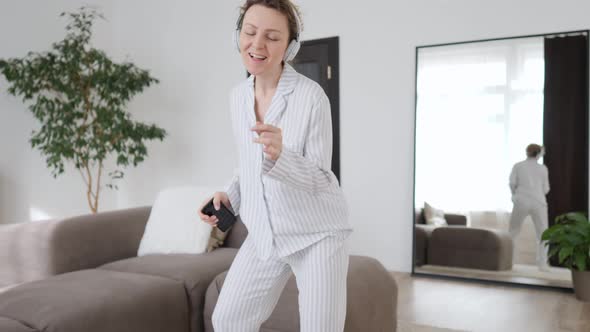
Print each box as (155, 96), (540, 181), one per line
(239, 4), (291, 76)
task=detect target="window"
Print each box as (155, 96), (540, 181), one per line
(415, 37), (544, 212)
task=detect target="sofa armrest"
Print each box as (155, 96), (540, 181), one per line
(414, 224), (436, 266)
(0, 206), (151, 287)
(445, 213), (467, 226)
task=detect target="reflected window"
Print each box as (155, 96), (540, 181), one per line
(415, 37), (544, 212)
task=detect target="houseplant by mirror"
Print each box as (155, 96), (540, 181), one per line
(542, 212), (590, 300)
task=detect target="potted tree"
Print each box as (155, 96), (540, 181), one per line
(0, 7), (166, 213)
(542, 212), (590, 301)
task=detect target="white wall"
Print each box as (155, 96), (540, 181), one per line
(1, 0), (589, 272)
(106, 0), (245, 208)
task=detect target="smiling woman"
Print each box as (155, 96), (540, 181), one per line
(196, 0), (354, 331)
(236, 0), (302, 84)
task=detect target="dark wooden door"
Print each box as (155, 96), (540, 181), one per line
(291, 37), (341, 182)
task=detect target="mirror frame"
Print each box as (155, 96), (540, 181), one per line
(411, 29), (590, 291)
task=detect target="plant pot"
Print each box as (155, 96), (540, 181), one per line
(571, 269), (590, 301)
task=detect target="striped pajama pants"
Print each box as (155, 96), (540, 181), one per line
(509, 198), (548, 267)
(211, 234), (349, 332)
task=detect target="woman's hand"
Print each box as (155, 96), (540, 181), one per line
(198, 191), (231, 227)
(252, 122), (283, 161)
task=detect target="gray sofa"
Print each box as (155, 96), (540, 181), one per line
(0, 207), (398, 332)
(414, 209), (513, 270)
(414, 209), (469, 266)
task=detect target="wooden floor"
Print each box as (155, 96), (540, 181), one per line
(391, 272), (590, 332)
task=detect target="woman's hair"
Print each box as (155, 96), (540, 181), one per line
(526, 144), (543, 158)
(238, 0), (302, 43)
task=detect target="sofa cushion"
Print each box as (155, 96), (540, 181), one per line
(203, 255), (397, 332)
(415, 208), (467, 226)
(223, 218), (248, 249)
(423, 202), (448, 226)
(0, 317), (38, 332)
(99, 247), (238, 332)
(431, 226), (507, 250)
(0, 269), (189, 332)
(138, 186), (220, 256)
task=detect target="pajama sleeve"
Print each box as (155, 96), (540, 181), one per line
(224, 168), (240, 215)
(509, 165), (517, 195)
(262, 93), (335, 193)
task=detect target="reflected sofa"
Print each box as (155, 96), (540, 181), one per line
(415, 209), (513, 271)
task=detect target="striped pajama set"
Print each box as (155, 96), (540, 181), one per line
(212, 64), (353, 332)
(508, 158), (550, 268)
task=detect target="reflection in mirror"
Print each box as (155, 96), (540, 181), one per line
(413, 31), (589, 289)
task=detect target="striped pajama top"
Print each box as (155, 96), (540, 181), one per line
(224, 63), (353, 260)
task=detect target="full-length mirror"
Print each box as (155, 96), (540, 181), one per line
(413, 31), (589, 288)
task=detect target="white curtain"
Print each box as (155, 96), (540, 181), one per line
(415, 37), (544, 214)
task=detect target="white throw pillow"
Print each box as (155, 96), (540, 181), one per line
(423, 202), (448, 227)
(137, 186), (218, 256)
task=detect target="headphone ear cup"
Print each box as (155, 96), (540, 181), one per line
(284, 39), (301, 62)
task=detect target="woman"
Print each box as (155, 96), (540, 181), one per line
(508, 143), (550, 271)
(198, 1), (353, 331)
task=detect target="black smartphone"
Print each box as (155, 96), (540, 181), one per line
(201, 198), (237, 232)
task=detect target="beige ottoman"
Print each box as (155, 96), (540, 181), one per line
(427, 226), (513, 270)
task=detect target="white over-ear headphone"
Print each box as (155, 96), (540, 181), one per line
(233, 4), (302, 62)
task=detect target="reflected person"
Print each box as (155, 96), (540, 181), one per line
(508, 144), (550, 271)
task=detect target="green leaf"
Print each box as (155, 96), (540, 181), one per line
(548, 246), (561, 259)
(575, 253), (587, 271)
(564, 234), (585, 246)
(573, 223), (590, 238)
(567, 212), (589, 223)
(542, 227), (559, 241)
(559, 247), (574, 264)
